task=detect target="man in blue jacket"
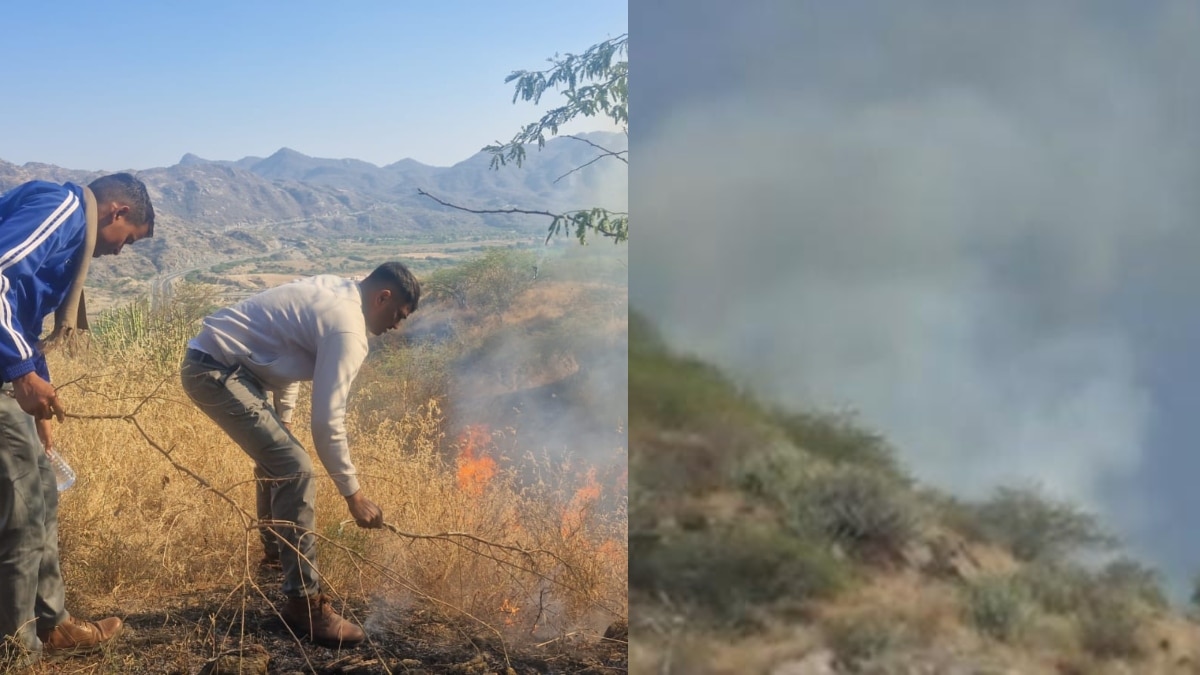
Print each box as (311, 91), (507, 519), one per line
(0, 173), (155, 668)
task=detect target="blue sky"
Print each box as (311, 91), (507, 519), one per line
(0, 1), (626, 170)
(633, 0), (1200, 599)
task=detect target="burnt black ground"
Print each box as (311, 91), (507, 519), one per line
(32, 584), (626, 675)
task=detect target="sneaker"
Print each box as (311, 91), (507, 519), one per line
(281, 594), (365, 648)
(38, 615), (123, 656)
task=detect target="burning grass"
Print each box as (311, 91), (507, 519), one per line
(34, 303), (626, 671)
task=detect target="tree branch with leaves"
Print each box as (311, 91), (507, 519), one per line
(418, 34), (628, 244)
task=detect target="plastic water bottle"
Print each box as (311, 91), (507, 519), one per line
(48, 449), (76, 492)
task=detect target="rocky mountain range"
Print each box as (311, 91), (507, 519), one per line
(0, 131), (627, 286)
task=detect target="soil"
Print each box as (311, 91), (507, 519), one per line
(32, 579), (627, 675)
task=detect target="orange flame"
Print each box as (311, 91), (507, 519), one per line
(456, 424), (497, 496)
(560, 467), (602, 539)
(499, 597), (520, 626)
(597, 538), (625, 566)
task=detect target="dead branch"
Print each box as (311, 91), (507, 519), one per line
(563, 134), (628, 163)
(554, 152), (619, 184)
(417, 189), (563, 219)
(375, 521), (565, 563)
(417, 188), (627, 219)
(553, 135), (627, 184)
(415, 189), (628, 244)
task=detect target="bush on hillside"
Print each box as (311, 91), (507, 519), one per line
(629, 525), (848, 627)
(770, 409), (906, 479)
(1014, 560), (1095, 615)
(1078, 595), (1144, 659)
(1096, 557), (1168, 611)
(732, 436), (813, 499)
(787, 463), (922, 563)
(969, 485), (1118, 563)
(423, 247), (536, 316)
(629, 350), (761, 431)
(964, 576), (1031, 643)
(90, 281), (226, 370)
(825, 612), (912, 671)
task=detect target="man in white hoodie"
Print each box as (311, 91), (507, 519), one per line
(180, 262), (419, 647)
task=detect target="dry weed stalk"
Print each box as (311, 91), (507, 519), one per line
(48, 353), (625, 669)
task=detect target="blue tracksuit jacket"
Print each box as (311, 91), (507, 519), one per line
(0, 180), (90, 384)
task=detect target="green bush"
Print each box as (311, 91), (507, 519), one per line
(787, 464), (922, 563)
(629, 525), (848, 626)
(770, 409), (905, 479)
(1096, 557), (1168, 610)
(1078, 596), (1143, 659)
(964, 576), (1031, 643)
(732, 436), (813, 499)
(825, 613), (909, 670)
(91, 281), (225, 371)
(923, 490), (990, 543)
(969, 485), (1118, 563)
(629, 309), (765, 432)
(423, 247), (536, 316)
(1014, 561), (1094, 615)
(629, 349), (761, 431)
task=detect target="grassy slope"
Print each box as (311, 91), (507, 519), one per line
(629, 310), (1200, 675)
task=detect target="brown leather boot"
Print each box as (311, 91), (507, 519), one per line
(281, 594), (365, 648)
(38, 615), (123, 656)
(258, 552), (282, 573)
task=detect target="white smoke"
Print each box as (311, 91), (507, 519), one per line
(633, 0), (1200, 594)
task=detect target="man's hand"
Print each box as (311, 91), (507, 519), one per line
(12, 372), (64, 422)
(36, 418), (53, 455)
(344, 490), (383, 529)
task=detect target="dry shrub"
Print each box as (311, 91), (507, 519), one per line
(1077, 596), (1144, 660)
(326, 406), (627, 638)
(969, 485), (1118, 563)
(963, 576), (1032, 643)
(788, 464), (922, 564)
(47, 324), (626, 647)
(823, 610), (912, 671)
(630, 524), (848, 628)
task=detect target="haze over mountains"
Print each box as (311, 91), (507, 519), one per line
(0, 131), (627, 286)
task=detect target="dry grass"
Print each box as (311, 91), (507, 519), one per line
(33, 291), (626, 670)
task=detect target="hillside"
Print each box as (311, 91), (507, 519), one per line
(0, 131), (626, 218)
(0, 131), (627, 296)
(628, 311), (1200, 675)
(27, 244), (627, 674)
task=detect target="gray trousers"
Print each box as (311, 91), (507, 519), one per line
(180, 349), (320, 598)
(0, 392), (68, 665)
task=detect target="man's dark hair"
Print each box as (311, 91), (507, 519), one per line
(88, 172), (155, 235)
(364, 261), (421, 310)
